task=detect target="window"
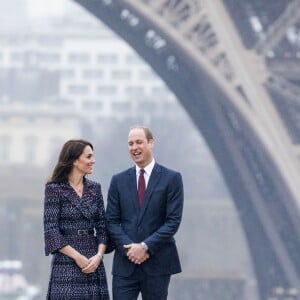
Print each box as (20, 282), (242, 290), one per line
(25, 135), (38, 162)
(125, 54), (142, 64)
(10, 52), (24, 62)
(68, 53), (90, 63)
(151, 86), (170, 96)
(82, 100), (103, 110)
(97, 85), (117, 95)
(60, 69), (75, 78)
(38, 53), (60, 63)
(125, 86), (144, 95)
(0, 135), (11, 162)
(111, 70), (131, 79)
(138, 70), (156, 80)
(97, 54), (118, 63)
(82, 69), (103, 79)
(68, 85), (89, 94)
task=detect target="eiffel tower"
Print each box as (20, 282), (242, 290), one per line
(74, 1), (300, 299)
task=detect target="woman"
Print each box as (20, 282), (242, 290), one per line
(43, 139), (110, 299)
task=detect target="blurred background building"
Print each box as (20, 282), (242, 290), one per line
(1, 0), (300, 299)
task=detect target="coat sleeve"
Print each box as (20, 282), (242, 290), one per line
(106, 175), (133, 254)
(94, 183), (107, 245)
(94, 183), (115, 253)
(43, 184), (68, 256)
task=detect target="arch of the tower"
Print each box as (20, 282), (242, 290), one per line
(74, 1), (300, 299)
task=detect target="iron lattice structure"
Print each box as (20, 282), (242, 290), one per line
(74, 0), (300, 299)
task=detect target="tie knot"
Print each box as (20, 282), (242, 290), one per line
(140, 169), (145, 175)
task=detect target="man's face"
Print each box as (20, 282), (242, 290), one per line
(128, 128), (154, 168)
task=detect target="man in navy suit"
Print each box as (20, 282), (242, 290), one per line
(106, 125), (184, 300)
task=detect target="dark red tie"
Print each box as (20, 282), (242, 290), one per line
(138, 169), (146, 208)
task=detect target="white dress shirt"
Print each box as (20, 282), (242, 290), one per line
(135, 159), (155, 189)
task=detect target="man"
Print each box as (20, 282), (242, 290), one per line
(106, 125), (184, 300)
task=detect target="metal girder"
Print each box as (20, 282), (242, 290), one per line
(73, 0), (300, 299)
(254, 0), (300, 56)
(268, 59), (300, 80)
(266, 75), (300, 105)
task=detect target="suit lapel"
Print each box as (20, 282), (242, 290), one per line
(127, 167), (140, 215)
(138, 163), (162, 225)
(59, 182), (79, 206)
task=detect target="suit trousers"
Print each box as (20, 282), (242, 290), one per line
(112, 266), (171, 300)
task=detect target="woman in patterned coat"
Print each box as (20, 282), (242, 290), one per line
(43, 139), (110, 299)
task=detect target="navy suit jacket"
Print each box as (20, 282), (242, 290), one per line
(106, 163), (184, 276)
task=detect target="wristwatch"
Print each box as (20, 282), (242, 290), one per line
(141, 242), (148, 251)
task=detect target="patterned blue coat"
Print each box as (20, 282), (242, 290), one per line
(43, 178), (110, 299)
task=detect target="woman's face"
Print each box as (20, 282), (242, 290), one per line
(73, 145), (95, 175)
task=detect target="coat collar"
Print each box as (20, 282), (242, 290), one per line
(58, 178), (93, 205)
(137, 163), (162, 224)
(126, 168), (139, 214)
(58, 178), (97, 219)
(126, 163), (163, 223)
